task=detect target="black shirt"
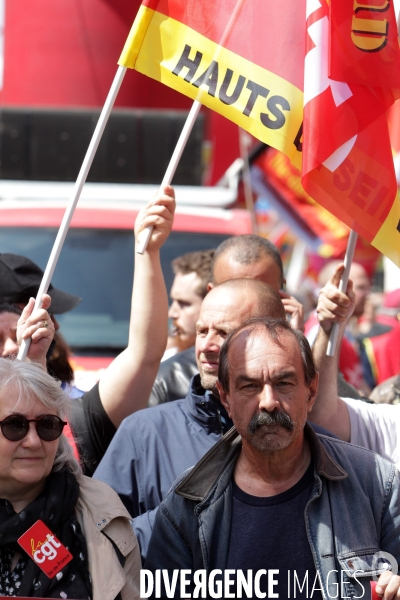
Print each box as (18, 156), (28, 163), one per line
(226, 461), (323, 600)
(69, 383), (116, 476)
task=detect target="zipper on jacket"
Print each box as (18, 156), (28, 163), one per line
(216, 408), (224, 436)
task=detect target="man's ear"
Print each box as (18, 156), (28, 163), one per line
(306, 372), (319, 413)
(216, 380), (231, 416)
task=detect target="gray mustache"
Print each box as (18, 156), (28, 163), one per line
(248, 410), (294, 434)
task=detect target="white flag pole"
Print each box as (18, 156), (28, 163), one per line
(326, 229), (358, 357)
(18, 65), (127, 361)
(137, 0), (247, 255)
(136, 99), (202, 254)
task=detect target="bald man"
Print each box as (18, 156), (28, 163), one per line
(95, 279), (285, 512)
(148, 234), (303, 407)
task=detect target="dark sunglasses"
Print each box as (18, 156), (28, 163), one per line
(0, 414), (67, 442)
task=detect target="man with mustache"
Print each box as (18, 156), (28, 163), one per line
(145, 317), (400, 599)
(95, 279), (332, 562)
(94, 279), (288, 554)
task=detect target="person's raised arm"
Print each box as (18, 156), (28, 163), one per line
(17, 295), (55, 370)
(98, 185), (175, 427)
(308, 264), (355, 441)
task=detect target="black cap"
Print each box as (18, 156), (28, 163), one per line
(0, 254), (81, 314)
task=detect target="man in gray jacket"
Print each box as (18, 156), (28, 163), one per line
(145, 317), (400, 599)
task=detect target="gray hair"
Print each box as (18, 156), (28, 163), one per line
(0, 359), (82, 477)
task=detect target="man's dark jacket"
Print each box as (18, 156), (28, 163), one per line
(95, 374), (336, 561)
(94, 374), (233, 517)
(146, 425), (400, 599)
(148, 346), (197, 406)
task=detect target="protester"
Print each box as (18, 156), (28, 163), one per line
(211, 234), (284, 289)
(144, 317), (400, 599)
(148, 233), (304, 407)
(0, 296), (55, 371)
(369, 374), (400, 404)
(357, 288), (400, 391)
(309, 263), (400, 468)
(165, 249), (214, 357)
(0, 254), (82, 385)
(0, 304), (21, 359)
(0, 302), (80, 396)
(305, 259), (370, 394)
(0, 359), (140, 599)
(10, 186), (176, 475)
(211, 234), (304, 330)
(148, 249), (214, 406)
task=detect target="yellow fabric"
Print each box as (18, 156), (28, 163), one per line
(119, 9), (303, 162)
(371, 192), (400, 267)
(119, 6), (155, 69)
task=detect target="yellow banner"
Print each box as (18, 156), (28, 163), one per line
(372, 193), (400, 266)
(119, 7), (303, 166)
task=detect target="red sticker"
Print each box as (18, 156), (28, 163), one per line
(370, 581), (380, 600)
(18, 519), (73, 579)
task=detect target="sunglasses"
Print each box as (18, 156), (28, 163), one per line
(0, 414), (67, 442)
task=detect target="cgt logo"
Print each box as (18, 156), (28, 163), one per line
(351, 0), (390, 53)
(33, 534), (62, 563)
(18, 520), (73, 579)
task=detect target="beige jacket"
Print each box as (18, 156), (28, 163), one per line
(75, 476), (141, 600)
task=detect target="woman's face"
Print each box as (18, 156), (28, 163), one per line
(0, 385), (60, 502)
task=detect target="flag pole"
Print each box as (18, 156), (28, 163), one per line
(136, 0), (247, 254)
(18, 65), (127, 361)
(326, 229), (358, 357)
(136, 99), (202, 254)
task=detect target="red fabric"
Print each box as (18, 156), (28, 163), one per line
(305, 313), (364, 389)
(302, 0), (398, 247)
(150, 0), (306, 90)
(338, 337), (364, 390)
(62, 422), (80, 463)
(367, 322), (400, 383)
(329, 0), (400, 88)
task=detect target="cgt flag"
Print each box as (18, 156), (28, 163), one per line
(302, 0), (400, 267)
(119, 0), (400, 267)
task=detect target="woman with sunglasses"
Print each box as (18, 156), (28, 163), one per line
(0, 358), (141, 599)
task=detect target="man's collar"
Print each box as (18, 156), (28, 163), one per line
(176, 423), (348, 502)
(189, 375), (233, 433)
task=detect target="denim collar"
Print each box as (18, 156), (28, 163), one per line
(176, 423), (348, 501)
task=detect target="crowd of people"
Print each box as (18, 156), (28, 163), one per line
(0, 184), (400, 599)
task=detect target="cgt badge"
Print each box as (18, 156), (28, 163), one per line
(18, 519), (73, 578)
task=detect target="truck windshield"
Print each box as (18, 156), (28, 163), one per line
(0, 227), (228, 354)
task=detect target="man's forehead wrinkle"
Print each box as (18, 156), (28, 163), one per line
(197, 308), (233, 330)
(229, 326), (302, 373)
(228, 328), (266, 372)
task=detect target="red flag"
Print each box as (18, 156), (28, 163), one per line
(303, 0), (400, 266)
(329, 0), (400, 88)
